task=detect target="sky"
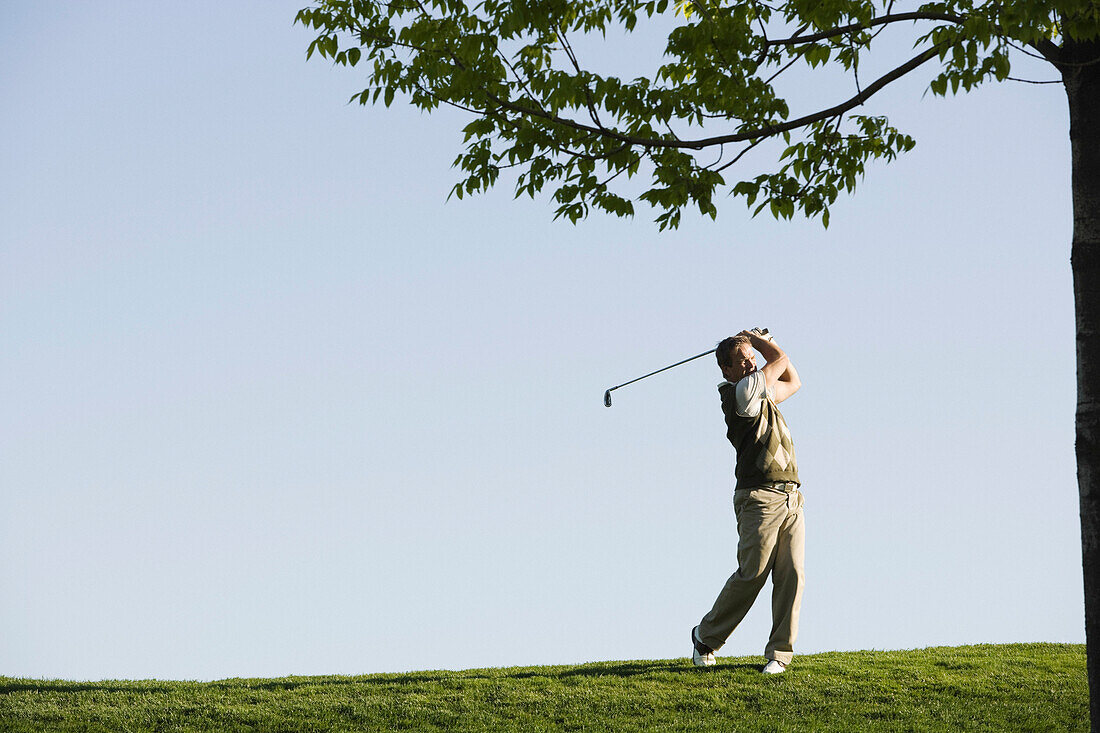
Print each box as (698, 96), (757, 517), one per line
(1, 2), (1083, 681)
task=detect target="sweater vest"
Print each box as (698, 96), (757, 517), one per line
(719, 381), (800, 490)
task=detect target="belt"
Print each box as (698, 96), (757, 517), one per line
(736, 480), (800, 493)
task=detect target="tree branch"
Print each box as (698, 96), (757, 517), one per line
(554, 25), (608, 131)
(713, 136), (766, 173)
(769, 11), (966, 46)
(1007, 76), (1062, 84)
(1029, 37), (1063, 63)
(480, 44), (943, 151)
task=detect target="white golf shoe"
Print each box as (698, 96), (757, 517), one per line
(691, 626), (715, 667)
(762, 659), (787, 674)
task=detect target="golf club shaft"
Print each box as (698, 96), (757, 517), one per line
(603, 328), (769, 406)
(604, 348), (715, 406)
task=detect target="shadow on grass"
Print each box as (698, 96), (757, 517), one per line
(225, 660), (767, 691)
(0, 660), (766, 696)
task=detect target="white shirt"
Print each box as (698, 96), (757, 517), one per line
(719, 370), (768, 418)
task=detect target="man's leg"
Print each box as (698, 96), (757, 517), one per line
(764, 489), (805, 665)
(696, 488), (787, 652)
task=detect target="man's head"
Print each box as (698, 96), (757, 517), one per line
(716, 335), (756, 382)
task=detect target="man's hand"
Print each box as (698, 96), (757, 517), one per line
(738, 329), (774, 350)
(740, 329), (801, 404)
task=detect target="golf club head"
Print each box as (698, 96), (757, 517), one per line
(604, 389), (612, 407)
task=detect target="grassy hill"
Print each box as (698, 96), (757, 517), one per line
(0, 643), (1086, 732)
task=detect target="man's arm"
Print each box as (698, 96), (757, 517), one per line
(773, 359), (801, 404)
(741, 330), (801, 404)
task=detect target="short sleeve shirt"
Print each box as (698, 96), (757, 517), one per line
(732, 370), (768, 418)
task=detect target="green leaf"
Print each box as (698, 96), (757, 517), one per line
(298, 0), (957, 229)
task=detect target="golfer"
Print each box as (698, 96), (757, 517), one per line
(691, 329), (804, 675)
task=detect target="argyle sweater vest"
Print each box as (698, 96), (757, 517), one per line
(719, 380), (800, 490)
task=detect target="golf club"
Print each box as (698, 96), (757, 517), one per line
(604, 329), (769, 406)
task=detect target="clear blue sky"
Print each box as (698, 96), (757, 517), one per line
(1, 1), (1082, 681)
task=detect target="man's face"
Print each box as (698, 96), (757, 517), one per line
(724, 344), (757, 381)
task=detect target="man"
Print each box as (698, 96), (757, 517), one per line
(691, 328), (804, 675)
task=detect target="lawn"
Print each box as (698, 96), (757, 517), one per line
(0, 643), (1086, 732)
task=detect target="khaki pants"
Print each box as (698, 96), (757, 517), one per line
(697, 484), (805, 665)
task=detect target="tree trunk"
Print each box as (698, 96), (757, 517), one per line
(1063, 35), (1100, 732)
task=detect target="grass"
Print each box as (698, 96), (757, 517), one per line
(0, 643), (1086, 732)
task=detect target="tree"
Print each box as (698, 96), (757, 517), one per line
(296, 0), (1099, 723)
